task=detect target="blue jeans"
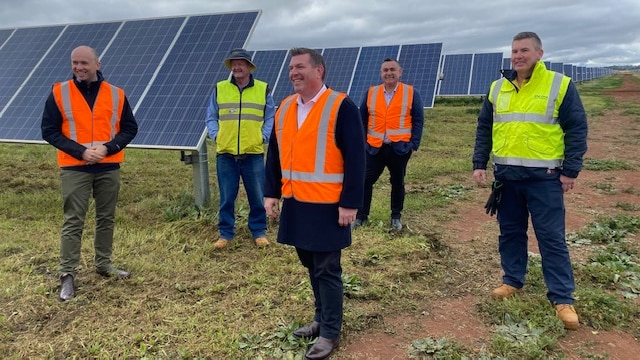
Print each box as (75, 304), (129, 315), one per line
(216, 154), (266, 240)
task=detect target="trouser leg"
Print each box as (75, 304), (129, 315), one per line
(240, 154), (267, 238)
(497, 180), (529, 288)
(359, 151), (386, 220)
(296, 248), (343, 340)
(93, 169), (120, 271)
(216, 155), (240, 240)
(58, 170), (92, 278)
(387, 150), (411, 219)
(528, 179), (575, 304)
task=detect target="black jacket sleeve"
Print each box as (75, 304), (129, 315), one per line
(472, 94), (494, 170)
(264, 125), (282, 199)
(335, 97), (366, 209)
(409, 90), (424, 151)
(557, 81), (588, 178)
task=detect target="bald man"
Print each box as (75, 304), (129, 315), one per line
(41, 45), (138, 301)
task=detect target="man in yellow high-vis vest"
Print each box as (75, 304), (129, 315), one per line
(206, 49), (275, 249)
(472, 32), (588, 330)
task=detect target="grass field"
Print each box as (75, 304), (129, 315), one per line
(1, 73), (639, 359)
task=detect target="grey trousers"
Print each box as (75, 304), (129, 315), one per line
(57, 169), (120, 277)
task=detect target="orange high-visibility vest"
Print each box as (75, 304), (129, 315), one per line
(275, 89), (346, 204)
(52, 80), (125, 167)
(366, 83), (413, 148)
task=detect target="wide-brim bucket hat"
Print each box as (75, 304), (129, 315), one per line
(224, 48), (256, 71)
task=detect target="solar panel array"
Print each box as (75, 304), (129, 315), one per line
(251, 43), (443, 108)
(0, 12), (260, 150)
(0, 11), (617, 150)
(437, 52), (502, 96)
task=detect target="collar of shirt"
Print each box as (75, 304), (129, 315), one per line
(383, 83), (399, 105)
(297, 85), (327, 128)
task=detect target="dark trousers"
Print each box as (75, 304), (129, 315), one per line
(497, 178), (575, 304)
(295, 248), (343, 340)
(359, 144), (412, 220)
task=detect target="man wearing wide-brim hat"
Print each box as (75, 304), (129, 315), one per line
(205, 48), (275, 249)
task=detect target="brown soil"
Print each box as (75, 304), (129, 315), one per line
(339, 74), (640, 359)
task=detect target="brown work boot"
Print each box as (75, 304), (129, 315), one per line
(213, 238), (230, 249)
(555, 304), (579, 330)
(490, 284), (519, 299)
(255, 237), (270, 247)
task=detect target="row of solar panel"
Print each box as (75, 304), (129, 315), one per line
(247, 44), (443, 108)
(502, 58), (614, 83)
(0, 11), (616, 150)
(249, 49), (505, 101)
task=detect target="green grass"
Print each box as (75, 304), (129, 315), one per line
(1, 73), (639, 359)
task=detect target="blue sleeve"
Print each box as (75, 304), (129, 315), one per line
(558, 81), (588, 178)
(262, 90), (276, 144)
(205, 87), (219, 141)
(472, 95), (494, 170)
(410, 90), (424, 151)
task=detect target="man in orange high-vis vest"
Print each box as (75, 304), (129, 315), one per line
(354, 58), (424, 231)
(41, 46), (138, 301)
(264, 48), (365, 360)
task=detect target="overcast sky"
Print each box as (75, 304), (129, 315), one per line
(1, 0), (639, 67)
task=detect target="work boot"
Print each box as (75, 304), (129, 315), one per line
(555, 304), (579, 330)
(351, 218), (367, 230)
(213, 238), (230, 249)
(255, 237), (270, 247)
(490, 284), (519, 299)
(59, 274), (74, 301)
(391, 218), (402, 231)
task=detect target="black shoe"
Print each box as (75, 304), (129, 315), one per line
(305, 336), (339, 360)
(351, 218), (367, 230)
(97, 268), (130, 279)
(293, 321), (320, 338)
(59, 274), (74, 301)
(391, 218), (402, 231)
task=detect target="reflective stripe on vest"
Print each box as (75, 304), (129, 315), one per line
(490, 69), (565, 168)
(53, 80), (125, 167)
(215, 80), (267, 154)
(59, 81), (120, 147)
(275, 90), (346, 203)
(366, 83), (412, 147)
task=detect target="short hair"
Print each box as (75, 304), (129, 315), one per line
(289, 47), (326, 80)
(382, 57), (401, 68)
(513, 32), (542, 50)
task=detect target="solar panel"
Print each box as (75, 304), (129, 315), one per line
(563, 64), (573, 77)
(322, 47), (359, 94)
(438, 54), (472, 96)
(543, 61), (551, 69)
(0, 11), (260, 150)
(1, 22), (121, 141)
(0, 26), (65, 118)
(502, 58), (511, 70)
(349, 45), (400, 107)
(0, 29), (13, 48)
(398, 43), (442, 108)
(250, 50), (288, 96)
(550, 62), (564, 73)
(469, 52), (503, 95)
